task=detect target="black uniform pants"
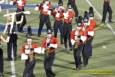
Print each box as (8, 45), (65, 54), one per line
(44, 52), (55, 77)
(82, 40), (92, 66)
(16, 13), (27, 32)
(38, 14), (52, 36)
(54, 20), (63, 44)
(73, 45), (83, 69)
(63, 22), (72, 49)
(0, 48), (3, 74)
(88, 37), (93, 57)
(23, 59), (36, 77)
(102, 6), (112, 22)
(7, 42), (17, 60)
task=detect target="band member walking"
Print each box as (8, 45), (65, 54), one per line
(52, 3), (64, 44)
(102, 0), (113, 23)
(20, 37), (44, 77)
(41, 30), (58, 77)
(35, 0), (52, 37)
(63, 5), (75, 51)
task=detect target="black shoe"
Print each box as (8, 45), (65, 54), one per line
(61, 42), (63, 44)
(69, 48), (72, 51)
(102, 21), (105, 23)
(0, 72), (3, 77)
(8, 58), (13, 61)
(83, 63), (88, 67)
(37, 34), (41, 37)
(109, 20), (113, 23)
(77, 66), (81, 70)
(52, 73), (56, 76)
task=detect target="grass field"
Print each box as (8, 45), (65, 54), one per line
(0, 0), (115, 77)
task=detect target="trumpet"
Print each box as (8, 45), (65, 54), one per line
(45, 47), (55, 56)
(73, 37), (80, 49)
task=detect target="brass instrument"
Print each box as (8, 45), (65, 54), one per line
(27, 48), (35, 62)
(45, 46), (55, 56)
(73, 37), (80, 49)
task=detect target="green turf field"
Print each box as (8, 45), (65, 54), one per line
(0, 0), (115, 77)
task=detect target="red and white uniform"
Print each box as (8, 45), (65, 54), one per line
(63, 9), (75, 24)
(35, 1), (52, 16)
(87, 18), (96, 37)
(87, 25), (95, 37)
(82, 18), (96, 37)
(79, 22), (95, 42)
(53, 6), (64, 21)
(89, 18), (96, 29)
(20, 43), (44, 60)
(79, 26), (88, 42)
(70, 29), (81, 46)
(41, 36), (58, 54)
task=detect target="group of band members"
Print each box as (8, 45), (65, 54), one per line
(71, 9), (96, 70)
(20, 30), (58, 77)
(0, 0), (98, 77)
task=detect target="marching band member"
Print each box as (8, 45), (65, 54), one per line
(87, 9), (96, 57)
(63, 5), (75, 51)
(70, 16), (85, 70)
(81, 11), (95, 67)
(10, 0), (27, 32)
(35, 0), (52, 37)
(3, 14), (24, 61)
(20, 37), (44, 77)
(52, 3), (64, 44)
(41, 30), (58, 77)
(102, 0), (113, 23)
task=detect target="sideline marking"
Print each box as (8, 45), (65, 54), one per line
(86, 0), (115, 35)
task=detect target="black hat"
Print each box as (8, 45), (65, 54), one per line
(83, 11), (89, 23)
(89, 7), (94, 17)
(89, 13), (94, 18)
(67, 4), (72, 9)
(83, 16), (89, 23)
(89, 7), (93, 13)
(76, 16), (83, 27)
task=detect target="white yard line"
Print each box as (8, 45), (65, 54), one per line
(10, 61), (16, 77)
(86, 0), (115, 35)
(10, 46), (16, 77)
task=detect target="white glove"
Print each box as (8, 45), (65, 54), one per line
(21, 53), (28, 60)
(80, 36), (87, 42)
(88, 31), (94, 36)
(34, 47), (45, 54)
(48, 10), (51, 15)
(49, 44), (58, 48)
(71, 39), (75, 46)
(25, 49), (30, 54)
